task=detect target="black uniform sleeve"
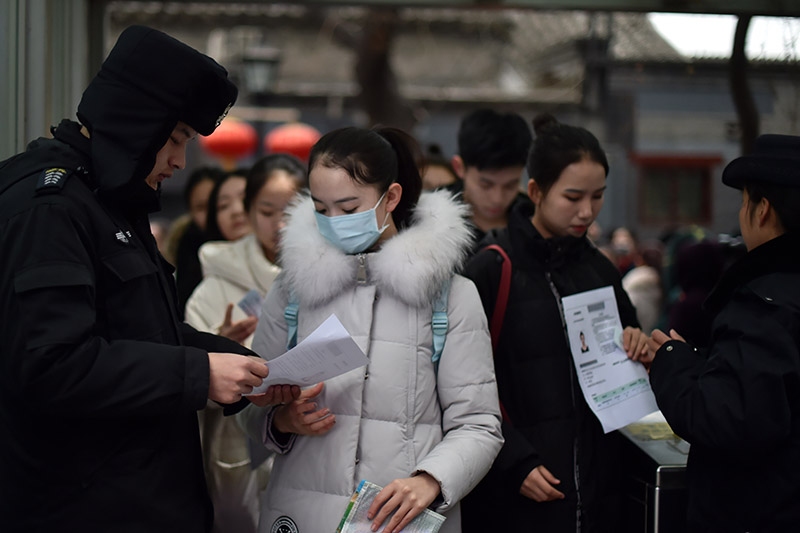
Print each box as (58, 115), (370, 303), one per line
(650, 293), (797, 455)
(180, 322), (255, 356)
(180, 322), (257, 415)
(7, 202), (210, 418)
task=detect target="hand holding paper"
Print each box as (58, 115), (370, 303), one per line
(336, 480), (445, 533)
(273, 382), (336, 437)
(561, 286), (658, 433)
(367, 473), (441, 533)
(247, 314), (369, 395)
(247, 384), (301, 407)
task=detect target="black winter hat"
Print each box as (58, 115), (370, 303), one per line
(722, 134), (800, 190)
(77, 25), (237, 192)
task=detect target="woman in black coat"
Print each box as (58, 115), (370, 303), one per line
(648, 134), (800, 533)
(462, 114), (649, 533)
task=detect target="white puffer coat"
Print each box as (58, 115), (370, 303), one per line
(185, 233), (281, 533)
(247, 190), (503, 533)
(185, 233), (280, 348)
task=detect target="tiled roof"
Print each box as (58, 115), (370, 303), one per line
(108, 3), (684, 102)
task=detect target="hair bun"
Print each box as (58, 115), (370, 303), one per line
(426, 143), (444, 157)
(532, 113), (559, 136)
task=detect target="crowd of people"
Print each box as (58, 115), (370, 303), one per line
(1, 25), (799, 533)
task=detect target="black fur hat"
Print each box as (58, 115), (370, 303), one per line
(77, 25), (237, 192)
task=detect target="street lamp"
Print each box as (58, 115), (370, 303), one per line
(240, 44), (282, 101)
(239, 44), (281, 158)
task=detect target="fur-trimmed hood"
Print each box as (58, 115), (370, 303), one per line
(280, 190), (473, 308)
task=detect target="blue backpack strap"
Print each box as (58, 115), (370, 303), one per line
(431, 277), (451, 371)
(284, 289), (299, 350)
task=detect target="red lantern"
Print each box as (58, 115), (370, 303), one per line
(199, 118), (258, 169)
(264, 122), (321, 162)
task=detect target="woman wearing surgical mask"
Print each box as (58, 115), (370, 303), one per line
(240, 127), (503, 533)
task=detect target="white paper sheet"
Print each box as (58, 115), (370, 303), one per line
(247, 314), (369, 395)
(561, 286), (659, 433)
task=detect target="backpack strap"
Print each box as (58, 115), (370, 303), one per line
(431, 277), (452, 371)
(481, 243), (514, 424)
(284, 289), (299, 350)
(483, 244), (512, 352)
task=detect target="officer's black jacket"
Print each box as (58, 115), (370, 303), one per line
(651, 232), (800, 533)
(461, 199), (640, 533)
(0, 122), (250, 531)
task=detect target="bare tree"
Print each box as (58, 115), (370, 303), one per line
(354, 9), (416, 131)
(328, 8), (416, 131)
(730, 15), (759, 155)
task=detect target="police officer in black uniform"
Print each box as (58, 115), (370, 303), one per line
(647, 134), (800, 533)
(0, 26), (295, 532)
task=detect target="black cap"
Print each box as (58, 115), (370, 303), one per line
(722, 134), (800, 190)
(77, 25), (238, 192)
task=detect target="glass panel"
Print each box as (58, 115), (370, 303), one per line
(676, 169), (705, 222)
(641, 165), (710, 225)
(642, 169), (672, 222)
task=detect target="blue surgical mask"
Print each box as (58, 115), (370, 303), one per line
(314, 192), (390, 254)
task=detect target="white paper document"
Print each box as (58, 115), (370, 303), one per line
(248, 314), (369, 395)
(561, 286), (658, 433)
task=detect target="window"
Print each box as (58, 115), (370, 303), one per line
(633, 155), (721, 226)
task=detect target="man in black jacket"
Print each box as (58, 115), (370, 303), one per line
(648, 134), (800, 533)
(446, 108), (532, 254)
(0, 26), (292, 532)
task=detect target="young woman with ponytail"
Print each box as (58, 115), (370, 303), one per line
(240, 126), (503, 533)
(462, 114), (649, 533)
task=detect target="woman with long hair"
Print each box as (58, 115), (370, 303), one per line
(241, 126), (503, 533)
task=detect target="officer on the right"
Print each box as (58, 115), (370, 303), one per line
(647, 134), (800, 533)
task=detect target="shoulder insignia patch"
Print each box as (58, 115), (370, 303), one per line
(36, 167), (72, 193)
(115, 229), (133, 245)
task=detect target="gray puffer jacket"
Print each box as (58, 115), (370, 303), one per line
(244, 190), (503, 533)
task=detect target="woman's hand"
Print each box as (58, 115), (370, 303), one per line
(623, 326), (650, 364)
(366, 473), (441, 533)
(217, 303), (258, 344)
(272, 382), (335, 436)
(247, 384), (302, 407)
(520, 465), (565, 502)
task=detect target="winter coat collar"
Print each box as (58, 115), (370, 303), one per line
(705, 232), (800, 315)
(280, 190), (472, 308)
(199, 234), (279, 294)
(508, 198), (589, 270)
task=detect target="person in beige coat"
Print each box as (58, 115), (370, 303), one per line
(240, 127), (503, 533)
(185, 154), (306, 533)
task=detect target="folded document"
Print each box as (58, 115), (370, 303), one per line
(248, 314), (368, 395)
(337, 480), (446, 533)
